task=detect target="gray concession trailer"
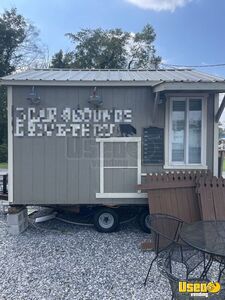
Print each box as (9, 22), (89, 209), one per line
(2, 69), (225, 231)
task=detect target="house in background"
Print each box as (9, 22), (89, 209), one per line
(1, 68), (225, 232)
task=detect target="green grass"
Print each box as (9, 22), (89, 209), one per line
(223, 159), (225, 172)
(0, 162), (8, 169)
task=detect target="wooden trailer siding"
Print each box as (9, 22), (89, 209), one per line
(11, 86), (156, 205)
(104, 142), (138, 167)
(11, 86), (215, 205)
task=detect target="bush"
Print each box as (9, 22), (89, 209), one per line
(0, 144), (7, 163)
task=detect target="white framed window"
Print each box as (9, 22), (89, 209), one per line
(164, 95), (207, 169)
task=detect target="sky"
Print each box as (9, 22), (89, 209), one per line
(0, 0), (225, 77)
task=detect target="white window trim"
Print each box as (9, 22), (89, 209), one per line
(96, 137), (147, 199)
(164, 95), (207, 170)
(213, 94), (219, 176)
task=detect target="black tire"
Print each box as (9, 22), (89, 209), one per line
(138, 209), (151, 233)
(94, 208), (119, 233)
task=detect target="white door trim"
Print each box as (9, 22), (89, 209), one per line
(96, 137), (147, 198)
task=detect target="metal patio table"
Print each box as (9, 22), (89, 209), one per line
(180, 220), (225, 281)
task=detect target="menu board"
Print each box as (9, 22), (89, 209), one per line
(143, 127), (164, 164)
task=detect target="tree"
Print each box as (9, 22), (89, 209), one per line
(50, 49), (75, 68)
(51, 24), (161, 69)
(0, 8), (26, 76)
(128, 24), (161, 69)
(66, 28), (130, 69)
(0, 8), (44, 160)
(0, 8), (44, 76)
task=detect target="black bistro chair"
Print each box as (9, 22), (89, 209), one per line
(158, 249), (193, 300)
(157, 249), (225, 300)
(144, 214), (205, 286)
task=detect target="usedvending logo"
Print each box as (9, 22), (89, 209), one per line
(179, 281), (221, 298)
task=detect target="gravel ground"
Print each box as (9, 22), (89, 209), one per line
(0, 214), (222, 300)
(0, 215), (172, 300)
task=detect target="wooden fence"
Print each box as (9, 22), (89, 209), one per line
(138, 171), (210, 223)
(197, 176), (225, 220)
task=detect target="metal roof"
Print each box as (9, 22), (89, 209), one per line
(2, 68), (225, 83)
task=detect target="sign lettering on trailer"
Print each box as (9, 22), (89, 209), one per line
(14, 107), (132, 137)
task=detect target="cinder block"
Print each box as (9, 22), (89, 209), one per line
(7, 209), (28, 225)
(8, 220), (28, 235)
(7, 208), (28, 235)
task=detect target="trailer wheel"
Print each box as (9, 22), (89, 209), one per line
(94, 208), (119, 233)
(138, 209), (151, 233)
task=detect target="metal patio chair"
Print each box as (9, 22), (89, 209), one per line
(158, 249), (225, 300)
(158, 250), (194, 300)
(144, 214), (205, 286)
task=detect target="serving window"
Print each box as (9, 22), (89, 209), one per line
(164, 96), (207, 169)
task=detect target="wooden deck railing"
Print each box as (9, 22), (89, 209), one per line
(197, 176), (225, 220)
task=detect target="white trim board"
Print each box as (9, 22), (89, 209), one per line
(96, 193), (148, 199)
(7, 86), (13, 203)
(99, 141), (104, 194)
(96, 137), (141, 143)
(164, 95), (207, 169)
(96, 137), (142, 199)
(213, 94), (219, 176)
(163, 165), (208, 170)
